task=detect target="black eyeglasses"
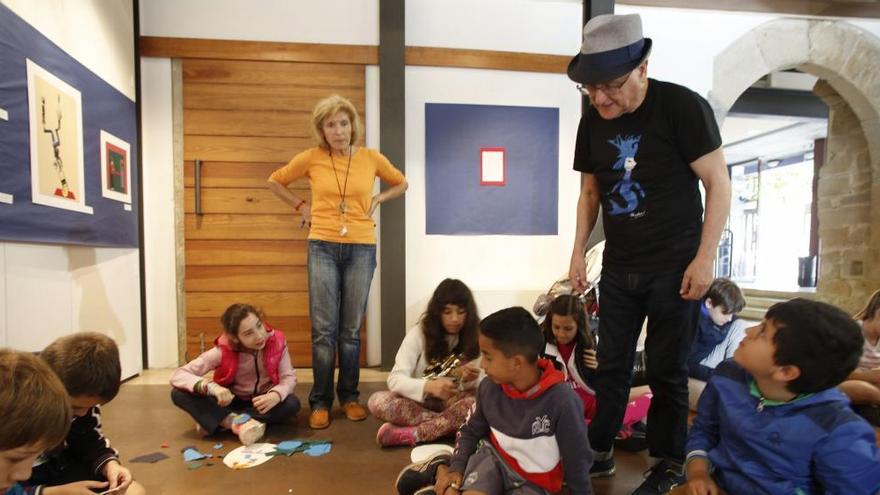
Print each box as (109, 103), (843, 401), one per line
(577, 70), (633, 96)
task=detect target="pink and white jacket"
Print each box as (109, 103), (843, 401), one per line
(170, 327), (297, 401)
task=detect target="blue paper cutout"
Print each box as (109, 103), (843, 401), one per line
(276, 440), (302, 451)
(304, 444), (332, 457)
(182, 448), (209, 462)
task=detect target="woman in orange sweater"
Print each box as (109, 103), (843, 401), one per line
(268, 94), (407, 430)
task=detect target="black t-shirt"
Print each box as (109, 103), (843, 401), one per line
(573, 79), (721, 273)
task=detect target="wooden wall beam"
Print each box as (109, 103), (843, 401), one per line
(140, 36), (573, 74)
(405, 46), (569, 74)
(140, 36), (379, 64)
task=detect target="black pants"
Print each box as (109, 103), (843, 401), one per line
(171, 388), (301, 434)
(588, 270), (699, 462)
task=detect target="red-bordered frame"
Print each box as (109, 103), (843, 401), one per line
(479, 147), (506, 186)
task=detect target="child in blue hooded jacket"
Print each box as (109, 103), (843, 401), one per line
(678, 298), (880, 495)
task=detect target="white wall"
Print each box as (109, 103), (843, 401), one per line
(406, 0), (581, 55)
(140, 57), (178, 368)
(140, 0), (379, 44)
(0, 0), (141, 378)
(1, 0), (135, 99)
(404, 67), (581, 327)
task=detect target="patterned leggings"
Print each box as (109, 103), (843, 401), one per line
(367, 390), (476, 443)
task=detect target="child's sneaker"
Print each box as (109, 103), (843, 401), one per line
(589, 449), (615, 477)
(395, 451), (451, 495)
(231, 415), (265, 446)
(615, 420), (648, 452)
(632, 459), (685, 495)
(377, 422), (418, 447)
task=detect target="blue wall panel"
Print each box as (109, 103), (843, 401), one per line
(425, 103), (558, 235)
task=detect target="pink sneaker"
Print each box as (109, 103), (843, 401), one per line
(376, 422), (418, 447)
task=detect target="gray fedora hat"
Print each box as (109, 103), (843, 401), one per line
(567, 14), (652, 85)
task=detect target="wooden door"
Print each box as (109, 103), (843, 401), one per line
(181, 58), (367, 366)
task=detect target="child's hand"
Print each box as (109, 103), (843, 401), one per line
(683, 458), (717, 495)
(583, 349), (599, 370)
(43, 480), (109, 495)
(424, 378), (457, 400)
(681, 475), (720, 495)
(458, 364), (479, 383)
(252, 391), (282, 414)
(103, 460), (133, 492)
(434, 467), (463, 494)
(208, 383), (234, 406)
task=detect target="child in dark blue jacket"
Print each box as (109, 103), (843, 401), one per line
(678, 298), (880, 495)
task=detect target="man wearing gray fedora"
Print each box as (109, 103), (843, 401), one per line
(566, 13), (730, 495)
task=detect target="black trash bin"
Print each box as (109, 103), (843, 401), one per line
(798, 255), (817, 287)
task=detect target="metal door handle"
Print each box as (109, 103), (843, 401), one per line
(194, 159), (203, 216)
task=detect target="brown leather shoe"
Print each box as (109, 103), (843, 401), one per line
(309, 409), (330, 429)
(343, 402), (367, 421)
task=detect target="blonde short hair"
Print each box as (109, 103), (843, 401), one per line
(0, 349), (71, 450)
(310, 94), (363, 149)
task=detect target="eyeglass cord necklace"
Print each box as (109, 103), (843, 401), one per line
(330, 146), (352, 236)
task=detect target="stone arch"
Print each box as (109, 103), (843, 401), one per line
(710, 19), (880, 312)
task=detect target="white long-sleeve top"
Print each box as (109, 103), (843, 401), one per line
(387, 326), (483, 402)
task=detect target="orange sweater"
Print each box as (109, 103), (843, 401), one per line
(270, 147), (405, 244)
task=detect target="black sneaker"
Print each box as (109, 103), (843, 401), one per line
(589, 456), (616, 478)
(395, 451), (451, 495)
(632, 459), (686, 495)
(412, 488), (436, 495)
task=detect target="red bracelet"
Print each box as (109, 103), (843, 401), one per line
(295, 199), (306, 211)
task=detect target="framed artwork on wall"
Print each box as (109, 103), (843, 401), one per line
(425, 103), (559, 235)
(100, 130), (131, 204)
(26, 59), (92, 214)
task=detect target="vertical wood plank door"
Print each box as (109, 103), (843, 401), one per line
(182, 57), (367, 367)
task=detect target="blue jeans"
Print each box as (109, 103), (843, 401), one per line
(588, 269), (700, 462)
(307, 240), (376, 410)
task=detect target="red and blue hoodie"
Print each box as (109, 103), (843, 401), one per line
(450, 358), (593, 494)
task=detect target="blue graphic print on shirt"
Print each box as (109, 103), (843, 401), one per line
(607, 135), (645, 216)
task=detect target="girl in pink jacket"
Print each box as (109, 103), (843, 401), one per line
(171, 303), (300, 445)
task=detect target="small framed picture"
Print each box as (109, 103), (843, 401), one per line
(100, 130), (131, 204)
(480, 147), (506, 186)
